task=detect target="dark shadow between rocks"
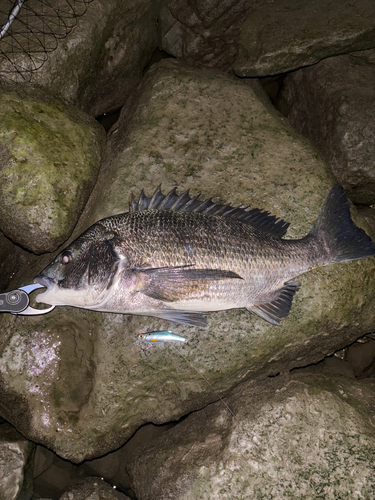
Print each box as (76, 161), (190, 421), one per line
(291, 332), (375, 380)
(142, 48), (176, 75)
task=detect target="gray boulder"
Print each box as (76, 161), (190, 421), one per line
(279, 50), (375, 204)
(0, 61), (374, 462)
(125, 373), (375, 500)
(0, 0), (161, 117)
(159, 0), (257, 71)
(0, 83), (105, 254)
(0, 231), (32, 291)
(59, 477), (131, 500)
(234, 0), (375, 77)
(0, 423), (35, 500)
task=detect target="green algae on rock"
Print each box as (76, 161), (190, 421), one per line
(0, 84), (105, 254)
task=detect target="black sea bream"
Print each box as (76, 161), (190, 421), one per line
(35, 185), (375, 327)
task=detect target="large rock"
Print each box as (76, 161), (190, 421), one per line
(0, 231), (32, 291)
(279, 50), (375, 204)
(159, 0), (257, 71)
(0, 423), (35, 500)
(125, 373), (375, 500)
(0, 0), (161, 117)
(0, 84), (105, 254)
(59, 477), (131, 500)
(33, 446), (84, 499)
(233, 0), (375, 76)
(0, 61), (374, 462)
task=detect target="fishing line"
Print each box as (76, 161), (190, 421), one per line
(169, 343), (237, 420)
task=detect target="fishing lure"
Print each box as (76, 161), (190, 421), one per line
(137, 331), (188, 344)
(137, 330), (237, 419)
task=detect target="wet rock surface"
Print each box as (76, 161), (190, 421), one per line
(59, 477), (131, 500)
(159, 0), (256, 70)
(1, 62), (374, 468)
(0, 84), (105, 254)
(82, 59), (336, 226)
(0, 230), (31, 291)
(233, 0), (375, 76)
(279, 49), (375, 204)
(0, 0), (375, 498)
(0, 0), (161, 117)
(0, 422), (35, 500)
(125, 373), (375, 500)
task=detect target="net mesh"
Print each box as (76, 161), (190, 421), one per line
(0, 0), (93, 81)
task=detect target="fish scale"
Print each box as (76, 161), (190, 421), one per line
(34, 185), (375, 327)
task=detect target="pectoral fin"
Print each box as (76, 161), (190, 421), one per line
(247, 281), (300, 325)
(135, 265), (242, 302)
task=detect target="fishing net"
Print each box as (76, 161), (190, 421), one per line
(0, 0), (94, 82)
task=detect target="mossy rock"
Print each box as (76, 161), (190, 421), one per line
(0, 84), (105, 254)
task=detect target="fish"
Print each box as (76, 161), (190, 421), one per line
(137, 331), (188, 344)
(34, 185), (375, 327)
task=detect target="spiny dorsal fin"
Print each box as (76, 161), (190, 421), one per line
(129, 186), (290, 237)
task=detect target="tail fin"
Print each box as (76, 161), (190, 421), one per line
(311, 185), (375, 264)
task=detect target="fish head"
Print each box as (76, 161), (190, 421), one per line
(34, 223), (123, 308)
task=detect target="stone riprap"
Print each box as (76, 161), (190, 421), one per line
(0, 62), (374, 463)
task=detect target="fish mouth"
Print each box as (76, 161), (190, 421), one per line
(33, 275), (56, 305)
(34, 275), (53, 289)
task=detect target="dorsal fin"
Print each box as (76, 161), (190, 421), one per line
(129, 186), (289, 237)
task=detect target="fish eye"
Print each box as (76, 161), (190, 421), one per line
(60, 250), (74, 265)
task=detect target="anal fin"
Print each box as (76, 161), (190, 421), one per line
(152, 310), (208, 327)
(247, 281), (300, 325)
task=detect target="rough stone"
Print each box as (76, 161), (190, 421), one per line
(33, 452), (86, 499)
(125, 373), (375, 500)
(80, 448), (133, 494)
(0, 84), (105, 254)
(159, 0), (259, 71)
(59, 477), (131, 500)
(0, 61), (374, 462)
(233, 0), (375, 77)
(0, 231), (32, 291)
(0, 0), (161, 117)
(345, 338), (375, 378)
(0, 423), (35, 500)
(279, 50), (375, 204)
